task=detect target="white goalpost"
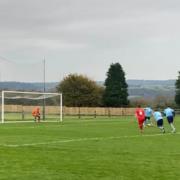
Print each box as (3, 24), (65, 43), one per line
(1, 90), (63, 123)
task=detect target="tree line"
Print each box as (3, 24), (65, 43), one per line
(3, 62), (180, 108)
(57, 62), (180, 108)
(56, 63), (129, 107)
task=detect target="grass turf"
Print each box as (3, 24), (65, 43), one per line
(0, 116), (179, 180)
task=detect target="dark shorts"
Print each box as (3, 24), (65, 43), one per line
(145, 116), (150, 120)
(167, 116), (174, 124)
(157, 119), (163, 127)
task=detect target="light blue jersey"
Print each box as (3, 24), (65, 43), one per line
(153, 111), (163, 122)
(164, 107), (174, 117)
(144, 107), (153, 117)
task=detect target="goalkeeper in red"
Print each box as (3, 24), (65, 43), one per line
(32, 107), (41, 122)
(135, 105), (145, 133)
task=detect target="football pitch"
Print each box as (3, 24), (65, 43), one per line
(0, 116), (180, 180)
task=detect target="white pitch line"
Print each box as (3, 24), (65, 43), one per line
(0, 132), (179, 148)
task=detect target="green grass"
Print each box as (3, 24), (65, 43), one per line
(4, 112), (60, 121)
(0, 116), (179, 180)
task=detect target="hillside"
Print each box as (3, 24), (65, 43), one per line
(127, 80), (175, 99)
(0, 80), (176, 98)
(0, 82), (58, 92)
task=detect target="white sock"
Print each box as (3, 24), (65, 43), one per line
(170, 123), (175, 131)
(159, 126), (164, 132)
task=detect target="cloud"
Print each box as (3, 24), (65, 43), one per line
(0, 0), (180, 81)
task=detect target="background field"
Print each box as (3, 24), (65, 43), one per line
(0, 116), (179, 180)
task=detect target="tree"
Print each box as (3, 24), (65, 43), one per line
(103, 63), (129, 107)
(56, 74), (104, 107)
(175, 71), (180, 106)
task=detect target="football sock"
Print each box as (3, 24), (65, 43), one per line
(170, 123), (175, 131)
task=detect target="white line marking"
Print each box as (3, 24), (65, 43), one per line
(0, 132), (179, 148)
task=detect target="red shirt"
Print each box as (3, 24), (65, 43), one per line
(32, 107), (40, 116)
(135, 108), (145, 121)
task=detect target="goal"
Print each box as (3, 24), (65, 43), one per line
(1, 90), (63, 123)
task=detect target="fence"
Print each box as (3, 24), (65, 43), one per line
(2, 105), (180, 119)
(63, 107), (136, 117)
(2, 105), (136, 117)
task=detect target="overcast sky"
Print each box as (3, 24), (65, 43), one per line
(0, 0), (180, 82)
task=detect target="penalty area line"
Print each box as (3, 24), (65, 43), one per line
(0, 132), (179, 148)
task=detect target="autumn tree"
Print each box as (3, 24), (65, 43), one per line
(57, 74), (104, 107)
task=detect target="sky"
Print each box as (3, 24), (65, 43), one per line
(0, 0), (180, 82)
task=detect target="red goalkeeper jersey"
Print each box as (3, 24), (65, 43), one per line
(135, 108), (145, 121)
(32, 107), (40, 116)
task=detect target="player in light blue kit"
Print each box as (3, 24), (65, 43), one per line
(164, 107), (176, 133)
(144, 107), (153, 127)
(153, 110), (165, 133)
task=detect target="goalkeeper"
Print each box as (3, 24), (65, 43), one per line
(32, 107), (41, 122)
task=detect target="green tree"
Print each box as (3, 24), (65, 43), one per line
(175, 71), (180, 106)
(56, 74), (104, 107)
(103, 63), (129, 107)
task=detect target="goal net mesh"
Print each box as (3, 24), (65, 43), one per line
(1, 91), (62, 122)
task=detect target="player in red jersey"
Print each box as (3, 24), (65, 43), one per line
(135, 105), (145, 133)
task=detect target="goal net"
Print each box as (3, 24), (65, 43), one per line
(1, 91), (62, 123)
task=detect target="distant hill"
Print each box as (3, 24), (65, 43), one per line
(127, 80), (175, 99)
(0, 80), (176, 98)
(0, 82), (58, 92)
(127, 79), (175, 87)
